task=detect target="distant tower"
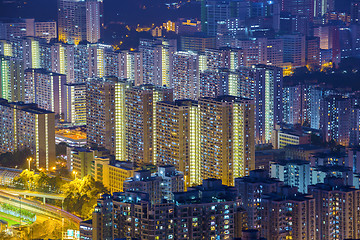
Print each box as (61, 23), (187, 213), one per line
(86, 0), (101, 43)
(58, 0), (101, 44)
(314, 0), (335, 17)
(172, 51), (199, 100)
(240, 65), (283, 144)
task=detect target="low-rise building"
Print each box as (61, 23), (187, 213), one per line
(235, 170), (283, 229)
(270, 159), (311, 193)
(285, 144), (329, 162)
(272, 125), (312, 149)
(79, 219), (93, 240)
(103, 161), (139, 193)
(260, 186), (316, 240)
(124, 166), (184, 204)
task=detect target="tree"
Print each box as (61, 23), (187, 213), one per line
(13, 170), (63, 193)
(13, 170), (36, 190)
(62, 175), (108, 219)
(34, 172), (51, 192)
(0, 148), (32, 168)
(48, 175), (64, 193)
(56, 142), (67, 156)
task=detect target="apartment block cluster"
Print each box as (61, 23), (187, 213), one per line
(67, 85), (255, 188)
(1, 0), (360, 239)
(0, 0), (359, 174)
(80, 165), (360, 240)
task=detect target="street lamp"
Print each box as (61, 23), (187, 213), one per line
(72, 170), (78, 179)
(27, 157), (32, 171)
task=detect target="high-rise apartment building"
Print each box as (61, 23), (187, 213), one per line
(123, 84), (173, 165)
(92, 194), (113, 240)
(320, 95), (351, 146)
(282, 84), (324, 127)
(309, 177), (360, 240)
(58, 0), (101, 44)
(0, 40), (13, 57)
(199, 96), (255, 186)
(200, 68), (255, 99)
(86, 77), (118, 154)
(139, 38), (176, 86)
(351, 105), (360, 146)
(172, 178), (241, 239)
(0, 99), (56, 170)
(314, 0), (335, 18)
(5, 37), (42, 70)
(172, 51), (199, 100)
(0, 18), (57, 43)
(280, 34), (306, 67)
(34, 21), (57, 43)
(199, 69), (228, 98)
(0, 18), (35, 40)
(71, 43), (90, 82)
(309, 87), (325, 130)
(86, 0), (101, 43)
(118, 50), (143, 85)
(234, 38), (284, 67)
(202, 0), (242, 36)
(260, 186), (316, 240)
(155, 100), (200, 187)
(247, 65), (283, 144)
(205, 47), (246, 71)
(306, 37), (321, 67)
(180, 34), (216, 53)
(314, 25), (341, 64)
(85, 79), (172, 166)
(351, 1), (360, 23)
(0, 55), (24, 102)
(2, 37), (142, 84)
(281, 0), (314, 21)
(50, 43), (67, 75)
(235, 170), (284, 229)
(24, 68), (67, 118)
(92, 178), (241, 239)
(58, 0), (86, 44)
(65, 82), (86, 125)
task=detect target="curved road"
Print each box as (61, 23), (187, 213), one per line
(0, 190), (82, 226)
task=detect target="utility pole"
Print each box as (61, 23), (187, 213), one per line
(19, 196), (22, 226)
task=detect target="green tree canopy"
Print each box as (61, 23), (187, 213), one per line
(0, 148), (32, 168)
(13, 169), (36, 190)
(13, 170), (64, 193)
(62, 175), (108, 219)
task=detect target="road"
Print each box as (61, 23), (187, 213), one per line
(1, 188), (66, 201)
(0, 190), (82, 226)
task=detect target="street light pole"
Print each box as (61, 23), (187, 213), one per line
(27, 157), (32, 171)
(72, 170), (77, 179)
(19, 196), (22, 226)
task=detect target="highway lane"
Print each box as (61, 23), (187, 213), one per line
(1, 188), (66, 200)
(0, 190), (82, 226)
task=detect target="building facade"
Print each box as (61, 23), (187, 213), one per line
(0, 99), (55, 170)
